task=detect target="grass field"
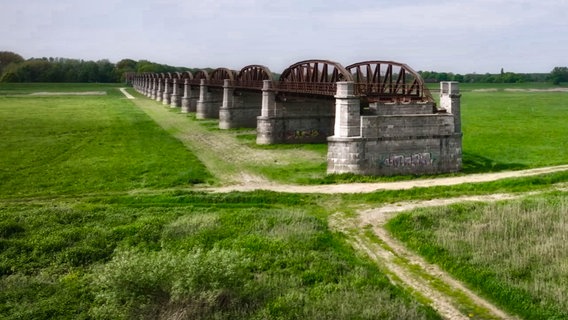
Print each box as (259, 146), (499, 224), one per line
(460, 86), (568, 172)
(0, 84), (440, 319)
(386, 192), (568, 319)
(0, 84), (212, 198)
(1, 82), (567, 319)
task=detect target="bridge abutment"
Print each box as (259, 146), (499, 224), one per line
(327, 81), (462, 176)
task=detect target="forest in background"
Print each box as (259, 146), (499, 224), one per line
(1, 50), (567, 84)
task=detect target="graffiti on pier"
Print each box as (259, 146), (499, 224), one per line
(285, 129), (321, 140)
(382, 152), (433, 168)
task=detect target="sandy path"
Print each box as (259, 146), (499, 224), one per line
(119, 88), (135, 99)
(209, 164), (568, 193)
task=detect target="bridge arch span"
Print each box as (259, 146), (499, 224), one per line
(190, 69), (210, 85)
(235, 65), (273, 89)
(278, 59), (353, 96)
(346, 60), (433, 103)
(180, 71), (194, 80)
(210, 68), (237, 86)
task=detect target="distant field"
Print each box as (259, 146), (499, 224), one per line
(460, 86), (568, 172)
(0, 83), (212, 198)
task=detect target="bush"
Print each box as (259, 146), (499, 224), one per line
(90, 247), (253, 320)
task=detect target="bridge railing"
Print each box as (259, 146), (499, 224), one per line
(275, 82), (337, 96)
(233, 80), (265, 90)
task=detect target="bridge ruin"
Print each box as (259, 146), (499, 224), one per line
(130, 59), (462, 176)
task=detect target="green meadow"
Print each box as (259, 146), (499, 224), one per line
(1, 82), (567, 319)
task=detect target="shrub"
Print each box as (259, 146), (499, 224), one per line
(90, 247), (253, 320)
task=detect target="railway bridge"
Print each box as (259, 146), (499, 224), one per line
(130, 59), (462, 176)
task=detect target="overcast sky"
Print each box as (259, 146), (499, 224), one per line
(1, 0), (567, 74)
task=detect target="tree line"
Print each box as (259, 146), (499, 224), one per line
(1, 50), (567, 84)
(418, 69), (561, 84)
(0, 51), (190, 83)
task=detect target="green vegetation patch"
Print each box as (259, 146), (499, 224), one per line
(0, 195), (440, 320)
(386, 191), (568, 319)
(461, 88), (568, 172)
(0, 85), (212, 198)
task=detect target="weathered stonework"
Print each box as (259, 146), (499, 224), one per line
(327, 81), (462, 176)
(219, 80), (263, 129)
(170, 79), (182, 108)
(196, 79), (223, 119)
(162, 79), (172, 105)
(181, 79), (199, 113)
(256, 80), (335, 144)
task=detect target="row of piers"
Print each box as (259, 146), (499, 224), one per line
(132, 76), (463, 176)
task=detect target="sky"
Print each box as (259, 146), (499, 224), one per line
(1, 0), (567, 74)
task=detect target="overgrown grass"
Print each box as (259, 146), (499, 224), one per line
(386, 192), (568, 319)
(0, 84), (212, 198)
(0, 195), (440, 320)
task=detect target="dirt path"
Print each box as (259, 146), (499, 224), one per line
(208, 164), (568, 193)
(331, 193), (540, 320)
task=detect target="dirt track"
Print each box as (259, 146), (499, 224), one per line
(209, 164), (568, 194)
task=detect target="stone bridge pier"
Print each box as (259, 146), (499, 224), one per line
(327, 81), (462, 176)
(155, 78), (164, 102)
(169, 79), (182, 108)
(150, 78), (158, 100)
(196, 79), (223, 119)
(162, 78), (172, 106)
(256, 80), (335, 144)
(219, 80), (263, 129)
(181, 79), (199, 113)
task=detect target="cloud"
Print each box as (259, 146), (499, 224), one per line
(1, 0), (567, 73)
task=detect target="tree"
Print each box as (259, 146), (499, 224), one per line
(115, 59), (137, 82)
(549, 67), (568, 85)
(0, 51), (24, 77)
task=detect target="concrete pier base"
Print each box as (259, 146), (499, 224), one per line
(170, 79), (181, 108)
(326, 81), (462, 176)
(162, 80), (172, 106)
(219, 79), (262, 129)
(196, 79), (222, 119)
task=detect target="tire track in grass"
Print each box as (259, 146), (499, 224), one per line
(330, 193), (546, 320)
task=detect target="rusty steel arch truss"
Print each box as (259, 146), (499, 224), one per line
(277, 59), (353, 96)
(346, 61), (433, 103)
(209, 68), (236, 87)
(235, 65), (273, 90)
